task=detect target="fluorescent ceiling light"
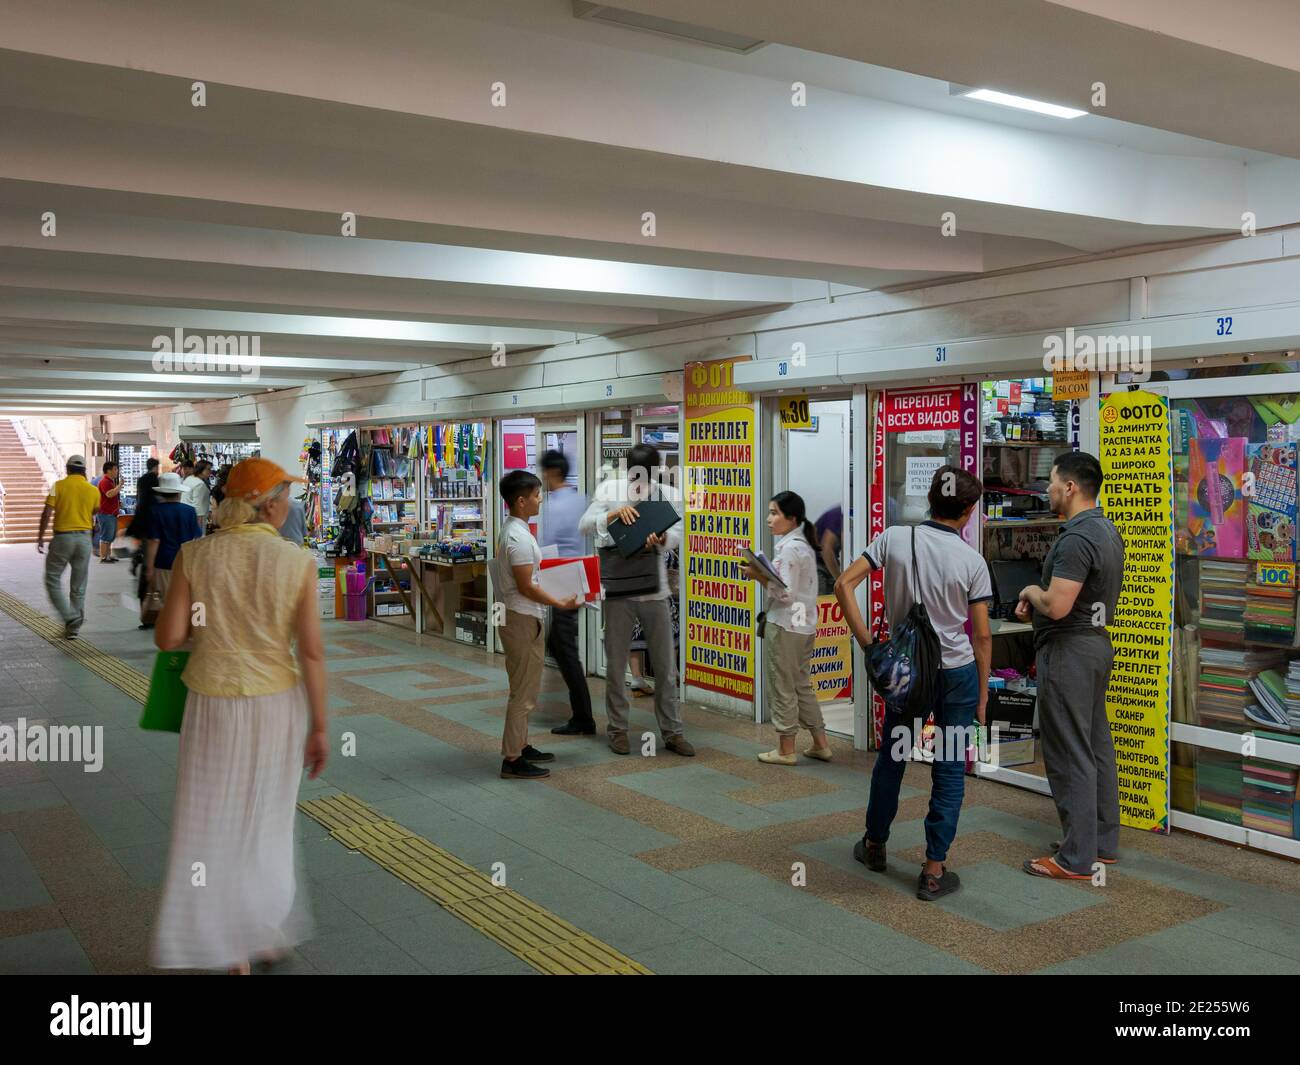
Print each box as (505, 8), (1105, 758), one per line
(957, 87), (1087, 120)
(572, 2), (766, 53)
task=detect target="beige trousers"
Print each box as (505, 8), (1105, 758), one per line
(767, 623), (825, 736)
(500, 609), (545, 759)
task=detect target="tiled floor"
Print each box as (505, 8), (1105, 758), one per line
(1, 543), (1298, 975)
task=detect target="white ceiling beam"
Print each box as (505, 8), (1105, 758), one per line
(0, 207), (828, 311)
(0, 344), (419, 375)
(0, 296), (581, 349)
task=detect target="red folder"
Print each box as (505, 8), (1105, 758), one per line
(540, 556), (601, 602)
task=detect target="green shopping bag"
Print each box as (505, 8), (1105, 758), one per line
(140, 650), (191, 732)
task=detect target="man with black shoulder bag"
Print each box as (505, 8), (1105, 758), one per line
(835, 466), (992, 902)
(580, 443), (694, 758)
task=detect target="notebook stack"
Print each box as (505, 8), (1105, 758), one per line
(1195, 749), (1243, 826)
(1198, 647), (1287, 732)
(1197, 561), (1249, 641)
(1286, 661), (1300, 730)
(1242, 750), (1299, 839)
(1243, 576), (1297, 646)
(1245, 669), (1293, 731)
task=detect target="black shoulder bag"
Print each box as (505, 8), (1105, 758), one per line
(864, 526), (943, 716)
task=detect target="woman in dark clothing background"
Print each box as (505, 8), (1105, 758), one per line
(211, 464), (232, 506)
(127, 457), (161, 602)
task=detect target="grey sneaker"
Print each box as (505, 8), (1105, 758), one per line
(917, 866), (961, 902)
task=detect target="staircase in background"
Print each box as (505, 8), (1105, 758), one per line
(0, 420), (52, 543)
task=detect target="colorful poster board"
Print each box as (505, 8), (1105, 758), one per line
(1187, 437), (1246, 557)
(810, 594), (852, 702)
(1098, 389), (1174, 833)
(683, 356), (756, 703)
(1245, 442), (1297, 561)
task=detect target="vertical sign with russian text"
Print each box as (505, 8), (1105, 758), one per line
(683, 357), (756, 703)
(1098, 389), (1173, 833)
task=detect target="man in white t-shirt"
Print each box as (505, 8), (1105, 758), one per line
(495, 470), (582, 780)
(579, 443), (693, 758)
(835, 465), (992, 903)
(181, 459), (212, 533)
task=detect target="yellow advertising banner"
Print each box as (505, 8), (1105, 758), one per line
(1098, 389), (1173, 832)
(810, 594), (852, 702)
(683, 356), (757, 703)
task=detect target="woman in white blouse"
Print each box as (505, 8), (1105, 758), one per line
(741, 491), (833, 765)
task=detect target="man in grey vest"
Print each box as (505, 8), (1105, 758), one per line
(579, 443), (693, 757)
(1017, 451), (1125, 880)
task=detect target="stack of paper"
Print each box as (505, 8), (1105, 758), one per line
(1195, 749), (1243, 826)
(1198, 647), (1286, 732)
(1242, 755), (1299, 839)
(1198, 561), (1249, 640)
(1244, 578), (1297, 646)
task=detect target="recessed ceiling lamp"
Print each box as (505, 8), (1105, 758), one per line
(572, 1), (767, 54)
(950, 84), (1086, 120)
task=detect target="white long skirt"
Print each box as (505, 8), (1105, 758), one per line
(151, 684), (312, 970)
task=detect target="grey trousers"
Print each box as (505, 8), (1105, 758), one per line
(603, 597), (683, 738)
(45, 531), (91, 625)
(1036, 633), (1120, 874)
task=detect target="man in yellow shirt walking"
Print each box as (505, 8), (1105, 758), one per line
(37, 455), (100, 639)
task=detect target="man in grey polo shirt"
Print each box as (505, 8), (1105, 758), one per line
(1017, 451), (1125, 881)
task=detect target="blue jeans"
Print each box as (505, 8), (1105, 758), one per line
(866, 661), (979, 863)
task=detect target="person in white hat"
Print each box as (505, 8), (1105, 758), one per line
(141, 471), (202, 628)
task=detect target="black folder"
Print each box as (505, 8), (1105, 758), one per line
(607, 500), (681, 558)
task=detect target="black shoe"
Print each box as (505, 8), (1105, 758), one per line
(917, 866), (961, 902)
(551, 721), (596, 736)
(520, 745), (555, 763)
(853, 836), (887, 872)
(500, 758), (550, 780)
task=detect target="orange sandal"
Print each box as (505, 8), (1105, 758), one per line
(1023, 855), (1091, 879)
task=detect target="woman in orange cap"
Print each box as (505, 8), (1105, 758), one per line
(151, 458), (330, 974)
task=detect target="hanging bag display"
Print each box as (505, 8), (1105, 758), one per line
(330, 431), (360, 478)
(864, 526), (943, 716)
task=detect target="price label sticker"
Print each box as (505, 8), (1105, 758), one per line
(1257, 562), (1294, 587)
(778, 395), (812, 429)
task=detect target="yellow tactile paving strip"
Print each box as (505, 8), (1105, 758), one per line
(0, 589), (649, 975)
(0, 589), (150, 703)
(299, 793), (652, 975)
